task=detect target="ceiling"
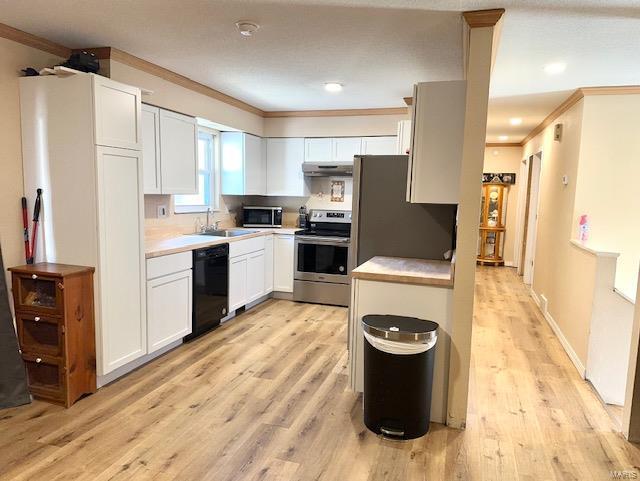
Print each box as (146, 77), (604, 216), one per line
(1, 0), (639, 142)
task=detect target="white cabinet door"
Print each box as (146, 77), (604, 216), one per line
(264, 235), (274, 294)
(245, 134), (267, 195)
(266, 138), (308, 196)
(147, 270), (192, 353)
(229, 255), (248, 311)
(361, 136), (398, 155)
(408, 81), (466, 204)
(247, 250), (266, 303)
(93, 75), (142, 151)
(333, 137), (362, 163)
(95, 146), (146, 374)
(159, 109), (198, 194)
(304, 138), (333, 163)
(221, 131), (244, 195)
(141, 104), (161, 194)
(273, 234), (294, 292)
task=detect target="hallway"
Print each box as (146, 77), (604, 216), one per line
(1, 267), (639, 480)
(469, 266), (640, 479)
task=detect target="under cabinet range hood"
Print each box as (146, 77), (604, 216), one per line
(302, 162), (353, 177)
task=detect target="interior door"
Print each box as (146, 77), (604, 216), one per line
(523, 153), (542, 285)
(95, 146), (146, 374)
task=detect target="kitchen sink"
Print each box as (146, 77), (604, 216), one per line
(198, 229), (254, 238)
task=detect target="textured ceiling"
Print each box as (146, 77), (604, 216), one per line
(1, 0), (639, 141)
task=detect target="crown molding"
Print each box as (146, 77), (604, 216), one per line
(462, 9), (505, 28)
(0, 22), (71, 58)
(263, 107), (408, 118)
(485, 143), (522, 148)
(403, 97), (413, 106)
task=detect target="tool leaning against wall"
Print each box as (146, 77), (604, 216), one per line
(21, 188), (42, 264)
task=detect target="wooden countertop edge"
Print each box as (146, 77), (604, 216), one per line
(351, 270), (454, 287)
(145, 228), (299, 259)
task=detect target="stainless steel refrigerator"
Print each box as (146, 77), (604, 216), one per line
(351, 155), (457, 270)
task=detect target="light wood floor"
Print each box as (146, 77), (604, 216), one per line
(1, 267), (639, 480)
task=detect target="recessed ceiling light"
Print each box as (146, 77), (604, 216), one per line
(498, 135), (509, 141)
(509, 117), (523, 126)
(324, 82), (343, 92)
(236, 21), (259, 37)
(544, 62), (566, 75)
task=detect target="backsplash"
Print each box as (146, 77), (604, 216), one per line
(144, 177), (353, 238)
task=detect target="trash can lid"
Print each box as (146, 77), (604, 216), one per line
(362, 315), (438, 343)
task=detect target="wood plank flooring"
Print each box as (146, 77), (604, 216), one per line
(1, 267), (639, 480)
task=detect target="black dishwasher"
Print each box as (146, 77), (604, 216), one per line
(186, 243), (229, 341)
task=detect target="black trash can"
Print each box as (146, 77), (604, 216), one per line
(362, 314), (438, 440)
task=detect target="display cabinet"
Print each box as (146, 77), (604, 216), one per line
(477, 183), (508, 265)
(9, 263), (96, 407)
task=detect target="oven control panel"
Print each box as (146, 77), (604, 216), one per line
(309, 209), (352, 223)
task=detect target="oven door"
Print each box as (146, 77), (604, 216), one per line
(294, 236), (351, 284)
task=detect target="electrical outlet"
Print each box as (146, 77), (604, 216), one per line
(157, 205), (168, 218)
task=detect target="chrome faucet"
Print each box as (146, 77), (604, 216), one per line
(201, 208), (220, 233)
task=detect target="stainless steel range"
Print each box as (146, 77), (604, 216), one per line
(293, 209), (352, 306)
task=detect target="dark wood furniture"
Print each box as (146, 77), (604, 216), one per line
(477, 183), (508, 266)
(8, 263), (96, 407)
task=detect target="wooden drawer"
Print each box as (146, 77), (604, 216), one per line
(12, 273), (64, 315)
(22, 353), (65, 402)
(16, 312), (64, 358)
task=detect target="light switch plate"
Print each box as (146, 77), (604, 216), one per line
(157, 205), (168, 218)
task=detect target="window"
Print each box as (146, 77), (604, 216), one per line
(174, 127), (220, 213)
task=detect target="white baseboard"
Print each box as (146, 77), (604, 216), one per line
(504, 261), (514, 267)
(529, 288), (586, 379)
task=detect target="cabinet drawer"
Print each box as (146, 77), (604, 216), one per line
(229, 236), (265, 258)
(12, 273), (64, 315)
(16, 313), (64, 358)
(22, 354), (65, 401)
(147, 251), (192, 280)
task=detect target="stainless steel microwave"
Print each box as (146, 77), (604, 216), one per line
(242, 206), (283, 227)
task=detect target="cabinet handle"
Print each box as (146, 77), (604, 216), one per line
(35, 357), (42, 363)
(34, 316), (41, 322)
(31, 274), (38, 280)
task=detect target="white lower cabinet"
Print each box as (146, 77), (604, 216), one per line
(247, 250), (266, 303)
(264, 235), (274, 294)
(229, 255), (248, 312)
(147, 270), (193, 353)
(146, 251), (193, 354)
(274, 234), (294, 293)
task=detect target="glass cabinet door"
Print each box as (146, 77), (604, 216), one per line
(13, 274), (63, 314)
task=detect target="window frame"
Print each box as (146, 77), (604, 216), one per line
(174, 126), (221, 214)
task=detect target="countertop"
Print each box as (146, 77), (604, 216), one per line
(351, 256), (454, 287)
(145, 227), (301, 259)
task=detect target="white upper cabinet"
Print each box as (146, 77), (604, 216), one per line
(304, 137), (362, 164)
(397, 120), (412, 155)
(266, 138), (308, 196)
(159, 109), (198, 195)
(333, 137), (363, 163)
(407, 81), (466, 204)
(93, 75), (142, 151)
(361, 136), (398, 155)
(304, 138), (333, 162)
(141, 104), (161, 194)
(221, 132), (266, 195)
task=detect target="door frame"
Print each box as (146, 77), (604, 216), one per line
(518, 152), (543, 284)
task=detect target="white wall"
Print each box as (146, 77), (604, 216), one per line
(264, 113), (407, 138)
(0, 37), (64, 285)
(573, 94), (640, 301)
(483, 146), (523, 266)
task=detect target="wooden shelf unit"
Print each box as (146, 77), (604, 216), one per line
(9, 263), (96, 407)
